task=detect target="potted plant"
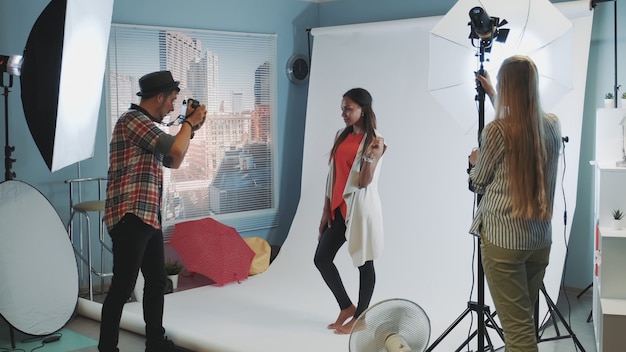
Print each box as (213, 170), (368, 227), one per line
(612, 209), (623, 230)
(165, 259), (184, 290)
(621, 92), (626, 108)
(605, 92), (615, 108)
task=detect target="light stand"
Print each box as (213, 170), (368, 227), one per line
(1, 56), (21, 348)
(0, 55), (21, 181)
(591, 0), (619, 107)
(578, 0), (622, 317)
(2, 73), (16, 181)
(531, 136), (586, 350)
(425, 9), (508, 352)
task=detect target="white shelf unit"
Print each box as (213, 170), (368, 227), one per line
(592, 108), (626, 352)
(593, 224), (626, 351)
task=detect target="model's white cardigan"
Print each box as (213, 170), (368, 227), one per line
(325, 129), (384, 267)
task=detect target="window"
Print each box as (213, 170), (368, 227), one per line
(106, 24), (278, 239)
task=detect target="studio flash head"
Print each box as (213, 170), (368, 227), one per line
(0, 55), (23, 76)
(469, 7), (494, 40)
(468, 7), (509, 52)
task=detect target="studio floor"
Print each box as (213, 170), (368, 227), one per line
(1, 232), (598, 352)
(0, 271), (597, 352)
(59, 280), (596, 352)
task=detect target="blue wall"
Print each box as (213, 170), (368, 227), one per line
(0, 0), (619, 290)
(0, 0), (318, 247)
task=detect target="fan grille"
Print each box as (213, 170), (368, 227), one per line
(349, 298), (430, 352)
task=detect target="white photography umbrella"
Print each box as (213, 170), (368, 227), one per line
(428, 0), (573, 133)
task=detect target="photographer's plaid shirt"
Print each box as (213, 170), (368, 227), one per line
(104, 104), (175, 232)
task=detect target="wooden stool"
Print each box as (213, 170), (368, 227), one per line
(65, 177), (112, 300)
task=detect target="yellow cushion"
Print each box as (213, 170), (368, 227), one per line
(243, 237), (271, 275)
(73, 200), (105, 212)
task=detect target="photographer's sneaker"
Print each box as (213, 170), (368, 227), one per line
(146, 337), (189, 352)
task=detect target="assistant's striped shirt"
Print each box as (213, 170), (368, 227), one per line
(469, 114), (561, 250)
(104, 104), (175, 232)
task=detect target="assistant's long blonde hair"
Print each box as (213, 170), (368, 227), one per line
(494, 55), (551, 221)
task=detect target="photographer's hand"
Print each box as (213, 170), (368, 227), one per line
(169, 104), (207, 168)
(187, 104), (207, 130)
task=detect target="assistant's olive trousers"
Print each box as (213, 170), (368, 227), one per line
(480, 235), (550, 352)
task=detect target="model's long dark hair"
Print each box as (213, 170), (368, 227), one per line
(329, 88), (378, 163)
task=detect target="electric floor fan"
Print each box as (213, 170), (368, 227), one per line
(349, 298), (430, 352)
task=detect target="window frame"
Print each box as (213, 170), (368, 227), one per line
(104, 23), (279, 239)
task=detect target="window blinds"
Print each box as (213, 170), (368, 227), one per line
(106, 24), (278, 239)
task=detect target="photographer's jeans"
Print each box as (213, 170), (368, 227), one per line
(98, 213), (167, 352)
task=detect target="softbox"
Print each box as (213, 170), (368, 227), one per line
(20, 0), (113, 172)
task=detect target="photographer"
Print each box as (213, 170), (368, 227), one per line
(99, 70), (205, 352)
(468, 56), (561, 352)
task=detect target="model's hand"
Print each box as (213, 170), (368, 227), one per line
(366, 137), (385, 159)
(318, 210), (331, 239)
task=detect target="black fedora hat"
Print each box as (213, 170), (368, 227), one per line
(136, 70), (180, 97)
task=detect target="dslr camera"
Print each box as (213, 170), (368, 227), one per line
(183, 98), (200, 112)
(168, 98), (201, 126)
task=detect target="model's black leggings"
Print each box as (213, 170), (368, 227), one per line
(314, 208), (376, 319)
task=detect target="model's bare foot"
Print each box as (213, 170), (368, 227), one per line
(335, 315), (367, 335)
(327, 305), (356, 330)
(334, 318), (356, 335)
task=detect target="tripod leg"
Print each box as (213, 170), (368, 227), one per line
(484, 310), (504, 341)
(425, 307), (472, 352)
(483, 328), (497, 352)
(579, 283), (594, 324)
(543, 297), (562, 336)
(10, 325), (15, 348)
(452, 308), (502, 352)
(576, 283), (592, 299)
(537, 285), (587, 352)
(453, 330), (476, 352)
